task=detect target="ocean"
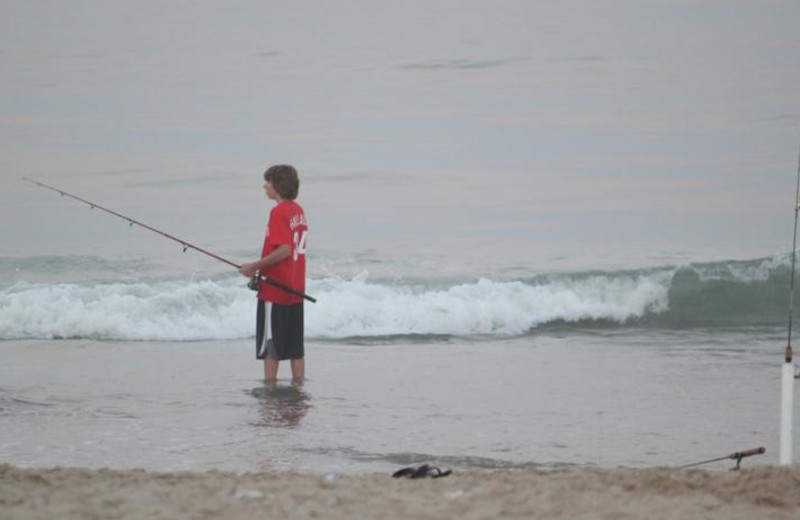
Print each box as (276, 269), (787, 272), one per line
(2, 0), (800, 474)
(0, 254), (794, 342)
(0, 252), (797, 473)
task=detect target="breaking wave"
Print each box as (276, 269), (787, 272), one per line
(0, 256), (793, 341)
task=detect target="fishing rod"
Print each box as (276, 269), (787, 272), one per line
(22, 177), (316, 303)
(679, 447), (765, 471)
(780, 145), (800, 465)
(786, 145), (800, 366)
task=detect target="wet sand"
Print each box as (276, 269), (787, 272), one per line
(2, 464), (800, 519)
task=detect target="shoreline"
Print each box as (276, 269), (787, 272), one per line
(2, 464), (799, 519)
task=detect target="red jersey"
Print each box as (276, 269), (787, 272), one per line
(258, 200), (308, 304)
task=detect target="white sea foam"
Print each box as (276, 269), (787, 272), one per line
(0, 279), (253, 341)
(0, 271), (674, 341)
(307, 272), (672, 338)
(689, 255), (788, 283)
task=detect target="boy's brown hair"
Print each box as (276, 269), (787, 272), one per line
(264, 164), (300, 200)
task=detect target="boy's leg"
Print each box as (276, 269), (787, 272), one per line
(264, 357), (279, 382)
(268, 303), (304, 382)
(290, 357), (305, 381)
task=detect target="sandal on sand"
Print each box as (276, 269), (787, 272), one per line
(392, 464), (452, 479)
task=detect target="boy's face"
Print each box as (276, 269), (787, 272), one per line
(264, 181), (281, 201)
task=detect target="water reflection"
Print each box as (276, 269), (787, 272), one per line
(249, 381), (311, 429)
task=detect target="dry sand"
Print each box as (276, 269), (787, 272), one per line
(2, 464), (799, 520)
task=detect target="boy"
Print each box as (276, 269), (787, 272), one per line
(239, 165), (308, 382)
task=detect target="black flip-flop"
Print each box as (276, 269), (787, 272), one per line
(392, 464), (452, 479)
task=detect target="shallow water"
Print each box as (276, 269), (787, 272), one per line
(0, 330), (791, 474)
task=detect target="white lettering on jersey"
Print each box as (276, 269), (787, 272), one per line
(293, 230), (308, 261)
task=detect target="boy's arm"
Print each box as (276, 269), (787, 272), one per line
(238, 245), (291, 277)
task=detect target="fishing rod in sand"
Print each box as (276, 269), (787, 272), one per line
(22, 177), (316, 303)
(679, 447), (765, 471)
(780, 145), (800, 465)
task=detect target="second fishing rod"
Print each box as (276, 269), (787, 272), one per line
(23, 177), (316, 303)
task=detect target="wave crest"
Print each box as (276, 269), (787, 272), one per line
(0, 256), (792, 341)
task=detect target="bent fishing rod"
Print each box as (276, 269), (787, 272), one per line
(22, 177), (316, 303)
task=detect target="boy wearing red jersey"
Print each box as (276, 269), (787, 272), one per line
(239, 165), (308, 382)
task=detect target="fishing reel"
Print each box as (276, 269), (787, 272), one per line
(248, 275), (260, 292)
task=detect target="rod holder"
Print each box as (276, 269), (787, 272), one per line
(780, 362), (795, 465)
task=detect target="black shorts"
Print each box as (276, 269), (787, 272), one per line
(255, 300), (304, 360)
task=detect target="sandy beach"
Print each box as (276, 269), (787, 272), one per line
(3, 464), (800, 520)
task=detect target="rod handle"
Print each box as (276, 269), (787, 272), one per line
(730, 447), (765, 459)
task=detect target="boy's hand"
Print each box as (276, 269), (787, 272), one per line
(238, 262), (259, 278)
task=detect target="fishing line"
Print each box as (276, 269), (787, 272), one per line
(22, 177), (316, 303)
